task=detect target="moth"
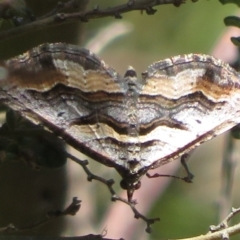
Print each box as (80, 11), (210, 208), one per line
(0, 43), (240, 200)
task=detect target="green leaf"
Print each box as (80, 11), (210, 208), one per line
(224, 16), (240, 27)
(219, 0), (240, 6)
(230, 37), (240, 47)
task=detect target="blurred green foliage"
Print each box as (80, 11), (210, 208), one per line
(221, 0), (240, 47)
(220, 0), (240, 6)
(86, 0), (235, 75)
(224, 16), (240, 46)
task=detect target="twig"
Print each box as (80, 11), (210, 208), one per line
(0, 0), (190, 42)
(67, 153), (160, 233)
(177, 222), (240, 240)
(3, 207), (240, 240)
(38, 0), (80, 20)
(174, 208), (240, 240)
(210, 207), (240, 232)
(0, 197), (81, 233)
(54, 0), (185, 22)
(0, 235), (121, 240)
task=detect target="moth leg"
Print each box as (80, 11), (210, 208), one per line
(146, 153), (194, 183)
(180, 153), (194, 183)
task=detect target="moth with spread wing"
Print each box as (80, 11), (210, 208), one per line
(1, 43), (240, 200)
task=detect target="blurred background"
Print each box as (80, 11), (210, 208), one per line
(0, 0), (240, 240)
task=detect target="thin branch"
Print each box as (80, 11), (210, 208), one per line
(67, 153), (160, 233)
(0, 0), (190, 42)
(55, 0), (185, 22)
(177, 222), (240, 240)
(4, 221), (237, 240)
(175, 208), (240, 240)
(0, 235), (121, 240)
(38, 0), (80, 20)
(210, 207), (240, 232)
(0, 197), (81, 234)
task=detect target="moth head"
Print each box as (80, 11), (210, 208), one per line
(120, 178), (141, 201)
(124, 66), (137, 78)
(124, 66), (143, 92)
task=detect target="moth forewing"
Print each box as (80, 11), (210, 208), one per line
(1, 44), (240, 200)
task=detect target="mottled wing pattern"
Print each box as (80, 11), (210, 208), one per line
(139, 54), (240, 168)
(1, 43), (240, 187)
(0, 43), (129, 170)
